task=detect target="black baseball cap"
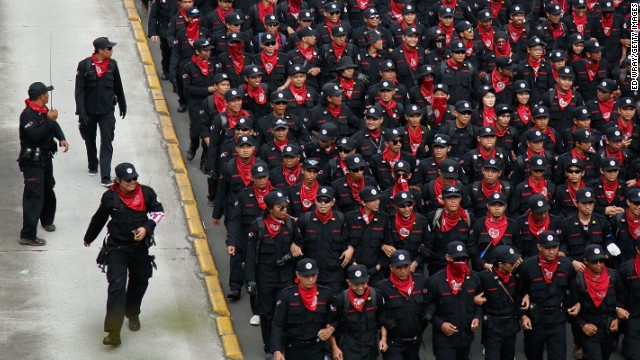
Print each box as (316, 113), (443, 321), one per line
(390, 250), (412, 266)
(115, 162), (139, 181)
(493, 245), (520, 264)
(539, 231), (560, 247)
(337, 137), (356, 151)
(442, 183), (463, 198)
(28, 82), (54, 98)
(576, 188), (596, 203)
(316, 122), (338, 141)
(93, 36), (117, 49)
(297, 258), (319, 276)
(487, 192), (507, 205)
(251, 163), (269, 177)
(601, 157), (621, 171)
(606, 127), (624, 141)
(359, 186), (382, 201)
(584, 244), (606, 261)
(440, 158), (459, 178)
(347, 264), (369, 283)
(529, 154), (547, 170)
(447, 241), (469, 259)
(264, 190), (288, 207)
(393, 191), (414, 205)
(529, 194), (550, 213)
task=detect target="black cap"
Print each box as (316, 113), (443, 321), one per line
(549, 50), (566, 62)
(390, 249), (413, 266)
(434, 83), (449, 94)
(264, 190), (288, 207)
(585, 40), (604, 53)
(496, 56), (516, 70)
(619, 97), (636, 109)
(478, 85), (495, 98)
(225, 12), (244, 25)
(273, 118), (289, 130)
(572, 128), (596, 143)
(393, 191), (414, 205)
(576, 188), (596, 203)
(526, 129), (545, 142)
(316, 186), (335, 199)
(235, 116), (253, 129)
(186, 7), (202, 18)
(297, 26), (316, 39)
(529, 154), (547, 170)
(193, 38), (214, 51)
(528, 36), (546, 48)
(447, 241), (469, 259)
(316, 122), (339, 141)
(514, 80), (531, 93)
(363, 7), (379, 18)
(574, 0), (587, 7)
(600, 0), (614, 11)
(496, 104), (511, 116)
(573, 106), (590, 120)
(28, 82), (54, 98)
(597, 79), (617, 93)
(403, 4), (417, 14)
(324, 2), (341, 13)
(322, 83), (343, 97)
(282, 144), (301, 157)
(494, 245), (521, 265)
(569, 33), (585, 44)
(455, 100), (473, 113)
(403, 27), (420, 36)
(628, 187), (640, 202)
(432, 134), (450, 147)
(227, 32), (242, 43)
(384, 128), (404, 141)
(115, 162), (139, 181)
(93, 36), (117, 49)
(546, 3), (562, 15)
(296, 258), (319, 276)
(419, 64), (435, 77)
(336, 137), (356, 151)
(271, 90), (288, 103)
(606, 127), (624, 141)
(487, 191), (507, 205)
(236, 135), (255, 147)
(379, 80), (396, 92)
(557, 66), (576, 79)
(454, 21), (473, 34)
(393, 160), (412, 173)
(251, 163), (269, 177)
(288, 64), (306, 75)
(601, 157), (621, 171)
(365, 106), (384, 119)
(264, 14), (279, 24)
(225, 88), (242, 101)
(379, 60), (396, 71)
(442, 183), (463, 198)
(244, 65), (263, 77)
(336, 56), (358, 71)
(440, 158), (459, 178)
(566, 157), (585, 170)
(510, 4), (525, 14)
(332, 25), (348, 36)
(529, 194), (551, 213)
(539, 231), (560, 247)
(478, 126), (497, 137)
(584, 244), (607, 261)
(261, 32), (277, 44)
(299, 10), (314, 21)
(405, 104), (423, 116)
(483, 158), (503, 170)
(345, 154), (366, 170)
(439, 6), (455, 17)
(213, 73), (230, 84)
(359, 186), (382, 201)
(302, 158), (321, 170)
(478, 9), (492, 21)
(449, 40), (466, 52)
(365, 30), (382, 46)
(347, 264), (369, 283)
(533, 106), (550, 118)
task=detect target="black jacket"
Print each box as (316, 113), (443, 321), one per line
(75, 57), (126, 116)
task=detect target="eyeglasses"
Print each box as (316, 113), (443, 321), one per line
(124, 177), (138, 183)
(316, 198), (332, 204)
(392, 139), (403, 145)
(566, 169), (582, 174)
(632, 201), (640, 206)
(328, 11), (340, 15)
(273, 101), (288, 105)
(464, 28), (474, 33)
(368, 15), (380, 19)
(236, 127), (250, 131)
(263, 42), (277, 46)
(394, 172), (409, 179)
(277, 204), (289, 211)
(350, 168), (365, 173)
(397, 202), (414, 209)
(590, 259), (606, 264)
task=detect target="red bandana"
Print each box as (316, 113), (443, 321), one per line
(298, 43), (315, 61)
(438, 23), (454, 46)
(217, 7), (232, 24)
(214, 93), (227, 113)
(587, 0), (598, 10)
(486, 215), (508, 246)
(528, 57), (541, 78)
(433, 177), (452, 205)
(261, 50), (279, 75)
(599, 98), (615, 122)
(382, 147), (401, 169)
(392, 177), (410, 197)
(390, 0), (404, 21)
(605, 146), (624, 166)
(464, 40), (475, 58)
(349, 286), (370, 312)
(495, 39), (512, 57)
(237, 157), (256, 187)
(602, 176), (618, 204)
(290, 84), (307, 105)
(191, 55), (210, 76)
(289, 0), (302, 14)
(379, 100), (398, 118)
(571, 148), (587, 161)
(110, 183), (146, 211)
(332, 41), (347, 60)
(283, 164), (302, 186)
(432, 97), (448, 125)
(246, 84), (267, 105)
(395, 211), (416, 240)
(566, 180), (585, 207)
(492, 70), (511, 94)
(347, 175), (365, 203)
(477, 25), (494, 50)
(483, 107), (497, 126)
(494, 124), (508, 137)
(228, 42), (245, 75)
(406, 125), (423, 155)
(91, 54), (110, 78)
(517, 104), (532, 125)
(316, 209), (333, 223)
(258, 2), (275, 26)
(508, 22), (525, 43)
(619, 118), (634, 138)
(481, 179), (502, 200)
(340, 77), (355, 100)
(446, 260), (470, 295)
(356, 0), (370, 10)
(585, 59), (599, 81)
(297, 281), (318, 311)
(368, 128), (381, 141)
(446, 58), (460, 69)
(360, 208), (376, 225)
(539, 254), (559, 284)
(25, 99), (48, 114)
(478, 145), (497, 161)
(549, 21), (564, 40)
(573, 11), (587, 34)
(495, 267), (511, 283)
(584, 267), (609, 307)
(527, 148), (545, 160)
(264, 215), (283, 238)
(602, 13), (613, 37)
(402, 44), (419, 71)
(441, 209), (469, 233)
(529, 176), (550, 198)
(226, 109), (250, 129)
(528, 213), (550, 240)
(274, 138), (288, 152)
(627, 210), (640, 239)
(534, 125), (557, 144)
(490, 0), (503, 18)
(390, 273), (414, 299)
(185, 17), (201, 44)
(254, 181), (274, 210)
(421, 78), (434, 103)
(300, 181), (318, 211)
(327, 104), (341, 118)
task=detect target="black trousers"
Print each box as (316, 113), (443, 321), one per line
(159, 37), (170, 74)
(104, 246), (153, 333)
(622, 318), (640, 359)
(82, 113), (116, 180)
(581, 334), (614, 360)
(482, 329), (517, 360)
(523, 320), (566, 360)
(20, 160), (56, 240)
(258, 281), (289, 353)
(384, 339), (421, 360)
(284, 340), (325, 360)
(433, 345), (471, 360)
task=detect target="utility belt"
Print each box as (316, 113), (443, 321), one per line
(484, 314), (517, 322)
(19, 147), (52, 163)
(390, 335), (420, 344)
(286, 338), (320, 349)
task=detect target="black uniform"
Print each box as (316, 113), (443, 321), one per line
(332, 286), (382, 360)
(345, 210), (390, 281)
(183, 57), (216, 162)
(468, 216), (520, 271)
(425, 209), (473, 274)
(515, 214), (563, 259)
(618, 257), (640, 359)
(147, 0), (174, 76)
(559, 213), (614, 262)
(83, 184), (164, 334)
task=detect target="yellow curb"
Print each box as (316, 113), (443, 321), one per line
(137, 43), (154, 65)
(205, 276), (230, 316)
(161, 125), (179, 144)
(127, 9), (140, 21)
(151, 88), (164, 100)
(166, 144), (186, 172)
(186, 217), (206, 238)
(159, 115), (174, 127)
(194, 238), (217, 275)
(184, 203), (200, 220)
(147, 74), (161, 90)
(144, 64), (157, 76)
(175, 173), (196, 204)
(154, 99), (169, 115)
(221, 335), (244, 360)
(215, 317), (235, 336)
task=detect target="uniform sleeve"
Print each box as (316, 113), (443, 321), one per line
(113, 63), (126, 112)
(144, 187), (165, 236)
(147, 1), (159, 37)
(244, 221), (259, 282)
(270, 290), (289, 353)
(425, 276), (445, 330)
(74, 60), (87, 116)
(183, 66), (211, 98)
(83, 191), (113, 244)
(21, 112), (55, 144)
(225, 197), (243, 247)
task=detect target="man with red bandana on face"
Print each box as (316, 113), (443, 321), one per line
(510, 155), (556, 216)
(247, 0), (277, 35)
(332, 154), (379, 214)
(216, 32), (253, 88)
(425, 241), (482, 360)
(376, 249), (429, 360)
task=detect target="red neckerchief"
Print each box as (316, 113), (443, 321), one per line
(605, 146), (624, 165)
(257, 2), (275, 26)
(261, 50), (279, 75)
(446, 58), (460, 69)
(567, 180), (585, 207)
(439, 23), (454, 46)
(619, 118), (634, 138)
(395, 211), (416, 240)
(584, 267), (609, 307)
(347, 175), (365, 203)
(254, 181), (273, 210)
(246, 84), (267, 105)
(478, 145), (497, 161)
(573, 11), (587, 34)
(316, 209), (333, 223)
(571, 148), (587, 161)
(236, 156), (256, 187)
(539, 254), (559, 284)
(491, 69), (511, 94)
(348, 286), (370, 312)
(549, 21), (564, 39)
(495, 39), (512, 57)
(296, 280), (318, 311)
(274, 138), (288, 152)
(327, 104), (341, 118)
(446, 260), (470, 295)
(25, 99), (48, 114)
(340, 77), (355, 100)
(289, 0), (302, 14)
(557, 0), (569, 11)
(587, 0), (598, 10)
(508, 22), (525, 43)
(382, 147), (401, 170)
(214, 93), (227, 113)
(517, 104), (532, 125)
(191, 55), (210, 76)
(599, 98), (615, 122)
(356, 0), (370, 10)
(392, 177), (410, 197)
(298, 43), (315, 61)
(464, 39), (475, 58)
(324, 18), (341, 33)
(527, 147), (545, 160)
(528, 213), (550, 239)
(533, 125), (557, 144)
(635, 253), (640, 278)
(283, 163), (302, 186)
(554, 86), (573, 109)
(529, 176), (549, 198)
(379, 100), (398, 118)
(477, 25), (494, 50)
(289, 84), (307, 105)
(434, 177), (452, 205)
(110, 183), (146, 211)
(602, 13), (613, 37)
(390, 0), (404, 21)
(602, 176), (618, 204)
(585, 59), (599, 81)
(401, 21), (415, 31)
(406, 125), (423, 155)
(494, 124), (508, 137)
(486, 214), (508, 246)
(552, 66), (560, 82)
(421, 78), (434, 103)
(483, 107), (497, 126)
(442, 0), (458, 9)
(528, 57), (541, 78)
(481, 179), (502, 199)
(490, 0), (503, 18)
(217, 7), (231, 25)
(571, 53), (583, 62)
(432, 97), (448, 125)
(228, 42), (245, 75)
(495, 267), (511, 283)
(368, 128), (381, 141)
(91, 54), (110, 78)
(300, 181), (318, 211)
(339, 158), (348, 175)
(185, 17), (201, 44)
(441, 209), (469, 232)
(360, 207), (376, 225)
(264, 215), (283, 238)
(402, 44), (419, 71)
(390, 273), (414, 299)
(178, 8), (187, 19)
(627, 210), (640, 239)
(613, 0), (623, 7)
(226, 109), (250, 129)
(332, 41), (347, 60)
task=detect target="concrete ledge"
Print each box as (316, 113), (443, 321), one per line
(186, 216), (206, 238)
(205, 276), (230, 317)
(194, 238), (217, 275)
(161, 125), (179, 144)
(175, 173), (196, 204)
(215, 317), (235, 335)
(166, 144), (186, 172)
(137, 43), (154, 65)
(154, 99), (170, 115)
(150, 88), (164, 100)
(144, 64), (158, 76)
(221, 335), (243, 360)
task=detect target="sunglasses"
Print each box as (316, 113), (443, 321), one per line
(350, 168), (365, 173)
(590, 259), (606, 264)
(266, 23), (279, 27)
(263, 42), (277, 46)
(531, 169), (545, 173)
(277, 204), (289, 211)
(459, 112), (472, 116)
(397, 202), (414, 209)
(452, 51), (466, 54)
(104, 47), (113, 51)
(317, 198), (332, 204)
(123, 177), (138, 183)
(632, 201), (640, 206)
(338, 148), (351, 154)
(329, 11), (340, 15)
(394, 172), (409, 179)
(464, 28), (474, 33)
(391, 139), (402, 145)
(273, 101), (288, 105)
(566, 169), (582, 174)
(236, 127), (250, 131)
(368, 15), (380, 19)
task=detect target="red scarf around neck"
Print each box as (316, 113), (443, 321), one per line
(347, 175), (365, 202)
(618, 118), (634, 138)
(349, 286), (370, 312)
(478, 145), (496, 160)
(186, 17), (201, 44)
(402, 44), (419, 71)
(602, 13), (613, 37)
(549, 21), (564, 40)
(477, 25), (494, 50)
(421, 78), (434, 103)
(300, 181), (318, 211)
(432, 97), (448, 125)
(508, 22), (524, 43)
(492, 70), (511, 94)
(495, 267), (511, 283)
(481, 179), (501, 199)
(360, 207), (376, 225)
(486, 215), (508, 245)
(297, 280), (318, 311)
(289, 0), (302, 14)
(340, 77), (355, 100)
(236, 156), (255, 187)
(483, 107), (496, 126)
(258, 2), (275, 25)
(556, 87), (573, 110)
(226, 109), (250, 129)
(192, 55), (210, 76)
(110, 183), (146, 211)
(390, 273), (414, 299)
(395, 211), (416, 240)
(316, 209), (333, 223)
(585, 59), (599, 81)
(566, 180), (585, 207)
(368, 128), (381, 141)
(264, 215), (284, 238)
(327, 104), (341, 118)
(254, 182), (274, 210)
(407, 125), (423, 155)
(528, 57), (541, 78)
(246, 84), (267, 105)
(584, 267), (609, 307)
(534, 125), (557, 144)
(381, 147), (401, 169)
(446, 260), (470, 294)
(91, 54), (110, 78)
(441, 209), (469, 232)
(627, 210), (640, 239)
(490, 0), (503, 18)
(571, 148), (587, 161)
(290, 84), (307, 105)
(228, 42), (245, 75)
(573, 11), (587, 34)
(599, 98), (615, 122)
(517, 104), (532, 125)
(390, 0), (404, 20)
(602, 176), (618, 204)
(213, 93), (227, 113)
(539, 254), (559, 284)
(380, 100), (398, 118)
(434, 177), (452, 205)
(529, 176), (549, 198)
(528, 213), (550, 239)
(261, 50), (279, 75)
(283, 164), (302, 186)
(438, 23), (454, 46)
(25, 99), (48, 114)
(605, 146), (624, 165)
(332, 41), (347, 60)
(298, 43), (315, 61)
(217, 7), (232, 24)
(356, 0), (370, 10)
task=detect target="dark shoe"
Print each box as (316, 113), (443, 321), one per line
(128, 316), (141, 331)
(19, 237), (46, 246)
(161, 73), (169, 81)
(207, 199), (214, 207)
(101, 178), (112, 187)
(141, 2), (149, 13)
(103, 332), (121, 346)
(227, 290), (241, 301)
(177, 104), (187, 113)
(88, 169), (98, 176)
(573, 346), (583, 360)
(42, 224), (56, 232)
(186, 149), (196, 161)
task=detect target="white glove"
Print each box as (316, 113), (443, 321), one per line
(607, 243), (621, 257)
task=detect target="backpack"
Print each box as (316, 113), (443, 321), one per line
(254, 216), (294, 263)
(432, 208), (472, 230)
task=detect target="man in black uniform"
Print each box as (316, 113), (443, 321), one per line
(271, 258), (335, 360)
(147, 0), (175, 80)
(377, 250), (429, 360)
(617, 239), (640, 359)
(18, 82), (69, 246)
(83, 163), (165, 346)
(330, 264), (382, 360)
(75, 37), (127, 187)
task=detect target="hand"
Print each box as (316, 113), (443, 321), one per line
(308, 67), (321, 76)
(410, 261), (418, 273)
(617, 307), (630, 320)
(357, 73), (369, 84)
(151, 35), (159, 44)
(208, 86), (215, 93)
(572, 260), (586, 272)
(227, 246), (236, 255)
(610, 318), (619, 333)
(627, 179), (638, 187)
(317, 325), (334, 341)
(483, 263), (493, 271)
(471, 318), (480, 332)
(47, 109), (59, 120)
(246, 281), (257, 296)
(607, 243), (621, 257)
(568, 302), (581, 316)
(423, 144), (429, 153)
(474, 292), (487, 306)
(332, 346), (344, 360)
(290, 243), (303, 257)
(79, 114), (89, 126)
(379, 337), (388, 352)
(273, 350), (285, 360)
(605, 206), (625, 216)
(623, 138), (632, 148)
(582, 323), (598, 336)
(521, 294), (530, 310)
(440, 322), (459, 336)
(381, 245), (397, 257)
(520, 315), (532, 330)
(59, 140), (69, 153)
(133, 227), (147, 241)
(339, 246), (354, 268)
(120, 109), (127, 119)
(212, 218), (221, 226)
(84, 241), (91, 247)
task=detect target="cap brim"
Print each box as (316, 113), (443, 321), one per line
(46, 85), (54, 91)
(237, 141), (255, 147)
(503, 253), (521, 264)
(442, 172), (459, 179)
(121, 171), (139, 181)
(348, 275), (368, 283)
(531, 203), (551, 213)
(540, 241), (560, 248)
(298, 269), (319, 276)
(530, 165), (546, 171)
(253, 172), (270, 178)
(442, 192), (462, 198)
(391, 260), (412, 267)
(451, 251), (469, 259)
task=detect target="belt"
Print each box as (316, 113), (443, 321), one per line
(287, 338), (319, 347)
(391, 336), (419, 344)
(487, 315), (515, 322)
(540, 306), (562, 314)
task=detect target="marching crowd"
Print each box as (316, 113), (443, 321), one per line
(145, 0), (638, 358)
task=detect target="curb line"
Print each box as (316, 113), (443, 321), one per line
(122, 1), (243, 358)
